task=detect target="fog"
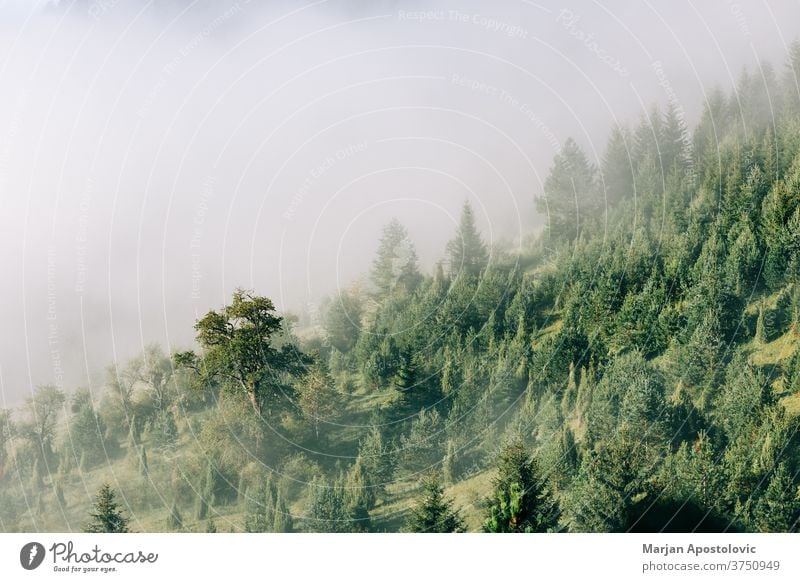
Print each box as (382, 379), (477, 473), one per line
(0, 0), (798, 405)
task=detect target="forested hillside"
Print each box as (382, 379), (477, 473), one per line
(2, 46), (800, 533)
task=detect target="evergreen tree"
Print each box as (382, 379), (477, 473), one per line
(358, 425), (394, 499)
(632, 106), (662, 167)
(600, 125), (635, 207)
(537, 139), (597, 243)
(166, 500), (183, 531)
(442, 440), (456, 485)
(297, 358), (338, 439)
(244, 475), (276, 533)
(273, 491), (293, 533)
(323, 290), (363, 352)
(483, 437), (559, 532)
(305, 476), (356, 533)
(68, 391), (108, 469)
(753, 463), (800, 532)
(446, 201), (489, 277)
(405, 471), (465, 533)
(369, 219), (422, 298)
(660, 101), (686, 172)
(195, 488), (208, 521)
(84, 484), (130, 533)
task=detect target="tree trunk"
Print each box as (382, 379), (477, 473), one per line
(248, 390), (262, 416)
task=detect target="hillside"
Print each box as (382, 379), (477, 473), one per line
(2, 45), (800, 533)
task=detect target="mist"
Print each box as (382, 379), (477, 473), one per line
(1, 0), (798, 406)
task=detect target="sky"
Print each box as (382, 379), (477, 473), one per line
(1, 0), (799, 405)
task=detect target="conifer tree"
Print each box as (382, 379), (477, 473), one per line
(273, 491), (293, 533)
(405, 471), (465, 532)
(660, 102), (686, 172)
(442, 440), (456, 485)
(297, 358), (338, 439)
(753, 463), (800, 532)
(537, 139), (597, 243)
(84, 484), (130, 533)
(483, 437), (559, 532)
(305, 476), (353, 533)
(369, 219), (422, 298)
(446, 201), (489, 277)
(600, 125), (634, 206)
(166, 500), (183, 531)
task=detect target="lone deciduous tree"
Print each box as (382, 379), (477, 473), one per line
(175, 289), (306, 416)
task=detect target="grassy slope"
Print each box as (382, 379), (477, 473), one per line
(13, 286), (800, 533)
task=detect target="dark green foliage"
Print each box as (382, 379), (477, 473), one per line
(446, 201), (489, 277)
(273, 491), (293, 532)
(537, 138), (597, 242)
(753, 463), (800, 532)
(399, 408), (445, 474)
(405, 472), (465, 532)
(244, 475), (276, 533)
(305, 476), (364, 533)
(600, 125), (635, 207)
(483, 437), (559, 533)
(587, 352), (668, 448)
(357, 425), (395, 500)
(323, 291), (363, 352)
(565, 431), (660, 532)
(84, 484), (129, 533)
(714, 355), (770, 442)
(176, 289), (307, 417)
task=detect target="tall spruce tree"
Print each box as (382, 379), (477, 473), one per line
(84, 484), (130, 533)
(600, 125), (635, 207)
(483, 437), (560, 533)
(536, 138), (596, 242)
(446, 202), (489, 277)
(370, 219), (422, 298)
(405, 472), (465, 533)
